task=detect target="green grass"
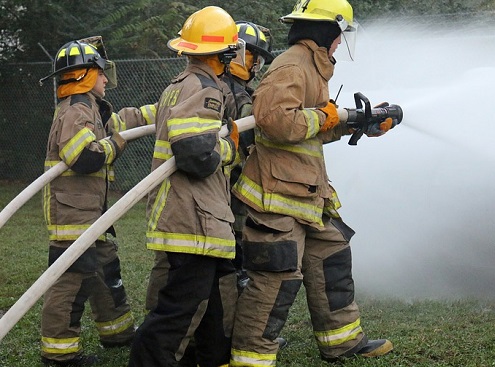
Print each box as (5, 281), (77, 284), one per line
(2, 180), (495, 366)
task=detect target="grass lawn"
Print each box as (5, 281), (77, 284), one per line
(1, 180), (495, 366)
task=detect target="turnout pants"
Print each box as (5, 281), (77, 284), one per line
(41, 239), (135, 362)
(129, 253), (238, 367)
(230, 209), (364, 366)
(145, 250), (171, 311)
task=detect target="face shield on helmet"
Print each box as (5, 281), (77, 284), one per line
(281, 0), (358, 61)
(251, 53), (265, 73)
(230, 38), (246, 68)
(333, 15), (359, 61)
(77, 36), (117, 88)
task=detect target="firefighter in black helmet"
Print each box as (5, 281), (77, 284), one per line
(39, 37), (140, 366)
(222, 20), (275, 290)
(221, 20), (289, 351)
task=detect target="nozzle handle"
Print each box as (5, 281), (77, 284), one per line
(345, 92), (404, 145)
(348, 92), (371, 145)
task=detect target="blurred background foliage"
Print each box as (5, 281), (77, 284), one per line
(1, 0), (495, 63)
(1, 0), (494, 190)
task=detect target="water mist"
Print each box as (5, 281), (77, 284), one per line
(325, 14), (495, 300)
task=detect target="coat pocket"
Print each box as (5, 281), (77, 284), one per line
(54, 192), (101, 224)
(193, 191), (235, 240)
(269, 160), (320, 198)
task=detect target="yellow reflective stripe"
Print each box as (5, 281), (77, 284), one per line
(146, 232), (235, 258)
(148, 179), (171, 231)
(96, 311), (134, 336)
(303, 108), (321, 139)
(230, 348), (277, 367)
(140, 104), (156, 125)
(59, 127), (95, 166)
(232, 174), (263, 208)
(42, 184), (51, 225)
(41, 336), (81, 355)
(234, 174), (323, 225)
(107, 165), (115, 182)
(314, 318), (363, 347)
(47, 224), (105, 241)
(323, 191), (342, 218)
(45, 160), (107, 178)
(153, 140), (173, 160)
(110, 112), (126, 132)
(255, 131), (323, 158)
(44, 160), (60, 170)
(220, 138), (234, 164)
(99, 138), (116, 164)
(263, 191), (322, 224)
(167, 117), (221, 139)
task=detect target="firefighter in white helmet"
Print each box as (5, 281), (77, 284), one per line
(38, 37), (151, 366)
(128, 6), (242, 367)
(230, 0), (396, 365)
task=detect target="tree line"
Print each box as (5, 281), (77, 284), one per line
(1, 0), (494, 63)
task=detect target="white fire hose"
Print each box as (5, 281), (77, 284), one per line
(0, 108), (356, 341)
(0, 115), (255, 342)
(0, 124), (156, 230)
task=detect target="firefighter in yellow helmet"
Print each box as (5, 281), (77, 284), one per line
(230, 0), (396, 365)
(128, 6), (241, 367)
(38, 37), (149, 366)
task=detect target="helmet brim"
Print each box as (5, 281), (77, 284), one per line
(280, 14), (355, 32)
(247, 44), (274, 65)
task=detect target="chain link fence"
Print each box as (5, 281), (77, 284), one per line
(0, 53), (281, 192)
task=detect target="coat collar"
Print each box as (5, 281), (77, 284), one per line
(297, 39), (334, 81)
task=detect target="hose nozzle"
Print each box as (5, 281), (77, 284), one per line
(343, 92), (404, 145)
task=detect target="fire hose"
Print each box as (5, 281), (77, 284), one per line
(0, 125), (155, 230)
(0, 94), (403, 341)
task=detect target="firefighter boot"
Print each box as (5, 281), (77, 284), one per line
(277, 337), (288, 350)
(322, 336), (393, 362)
(352, 338), (393, 357)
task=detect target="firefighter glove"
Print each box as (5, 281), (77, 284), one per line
(318, 101), (339, 132)
(227, 118), (239, 151)
(109, 131), (127, 158)
(365, 117), (396, 137)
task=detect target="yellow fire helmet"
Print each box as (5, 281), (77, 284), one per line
(280, 0), (353, 30)
(168, 6), (241, 56)
(281, 0), (359, 60)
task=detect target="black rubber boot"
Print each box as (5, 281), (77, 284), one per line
(322, 336), (393, 363)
